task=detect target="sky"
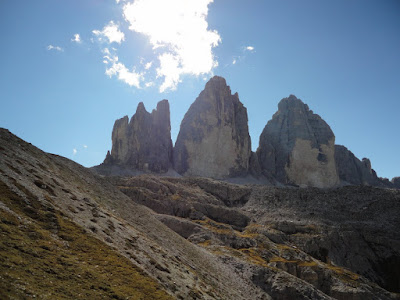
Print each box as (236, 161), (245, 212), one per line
(1, 0), (399, 180)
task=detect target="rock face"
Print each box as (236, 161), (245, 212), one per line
(335, 145), (380, 186)
(335, 145), (397, 188)
(257, 95), (339, 188)
(106, 100), (172, 173)
(173, 76), (251, 179)
(392, 177), (400, 189)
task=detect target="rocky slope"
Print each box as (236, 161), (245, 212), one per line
(0, 129), (265, 299)
(257, 95), (339, 188)
(174, 76), (252, 179)
(1, 128), (399, 299)
(112, 175), (400, 299)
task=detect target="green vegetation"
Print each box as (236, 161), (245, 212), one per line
(0, 180), (173, 300)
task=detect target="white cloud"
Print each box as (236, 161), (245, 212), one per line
(246, 46), (254, 51)
(123, 0), (220, 92)
(104, 53), (143, 88)
(83, 145), (88, 149)
(232, 59), (237, 65)
(73, 148), (77, 155)
(71, 34), (81, 43)
(145, 81), (154, 87)
(93, 21), (125, 44)
(156, 53), (181, 92)
(47, 45), (64, 52)
(144, 61), (152, 70)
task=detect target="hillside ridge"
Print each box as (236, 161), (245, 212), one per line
(1, 128), (400, 299)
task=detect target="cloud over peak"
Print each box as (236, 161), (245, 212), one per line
(103, 49), (143, 88)
(123, 0), (220, 92)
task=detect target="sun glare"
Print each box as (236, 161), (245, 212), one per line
(123, 0), (220, 92)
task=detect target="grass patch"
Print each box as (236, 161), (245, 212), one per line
(326, 263), (360, 282)
(198, 240), (212, 247)
(239, 248), (269, 268)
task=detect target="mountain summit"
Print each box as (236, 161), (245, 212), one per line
(104, 100), (173, 173)
(174, 76), (251, 179)
(97, 76), (398, 189)
(257, 95), (339, 188)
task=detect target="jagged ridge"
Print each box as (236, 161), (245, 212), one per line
(97, 76), (398, 188)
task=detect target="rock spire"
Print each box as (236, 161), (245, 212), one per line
(106, 100), (172, 173)
(257, 95), (339, 188)
(173, 76), (251, 179)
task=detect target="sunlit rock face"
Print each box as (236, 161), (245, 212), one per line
(257, 95), (339, 188)
(173, 76), (251, 179)
(108, 100), (173, 173)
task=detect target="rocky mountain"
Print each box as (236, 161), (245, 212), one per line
(0, 128), (265, 299)
(393, 177), (400, 189)
(173, 76), (252, 179)
(1, 128), (399, 299)
(96, 76), (398, 188)
(257, 95), (339, 188)
(101, 100), (173, 173)
(335, 145), (382, 186)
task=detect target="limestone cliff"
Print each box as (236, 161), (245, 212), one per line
(105, 100), (172, 173)
(257, 95), (339, 188)
(392, 177), (400, 189)
(335, 145), (395, 187)
(173, 76), (251, 179)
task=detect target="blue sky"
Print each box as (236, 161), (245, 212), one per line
(1, 0), (399, 180)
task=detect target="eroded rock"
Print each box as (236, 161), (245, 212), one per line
(173, 76), (251, 179)
(105, 100), (173, 173)
(257, 95), (339, 188)
(334, 145), (395, 188)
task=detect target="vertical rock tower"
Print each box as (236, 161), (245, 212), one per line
(107, 100), (173, 173)
(257, 95), (339, 188)
(173, 76), (251, 179)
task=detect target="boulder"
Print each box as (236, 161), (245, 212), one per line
(173, 76), (251, 179)
(257, 95), (339, 188)
(105, 100), (173, 173)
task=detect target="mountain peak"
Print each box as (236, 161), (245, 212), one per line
(174, 76), (251, 179)
(136, 102), (147, 115)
